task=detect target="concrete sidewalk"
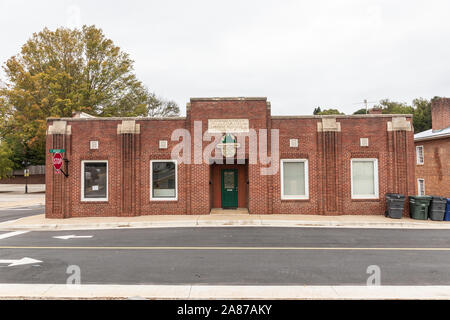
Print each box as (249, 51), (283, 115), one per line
(1, 284), (450, 300)
(1, 212), (450, 231)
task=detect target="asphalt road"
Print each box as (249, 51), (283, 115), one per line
(0, 205), (44, 223)
(1, 227), (450, 285)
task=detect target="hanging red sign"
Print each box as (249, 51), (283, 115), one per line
(53, 153), (63, 173)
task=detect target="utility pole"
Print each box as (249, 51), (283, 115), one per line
(364, 99), (368, 114)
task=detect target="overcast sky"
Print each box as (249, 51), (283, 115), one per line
(1, 0), (449, 115)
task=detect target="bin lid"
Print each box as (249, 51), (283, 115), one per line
(386, 193), (405, 199)
(409, 195), (432, 200)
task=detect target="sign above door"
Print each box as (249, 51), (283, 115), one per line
(207, 119), (249, 133)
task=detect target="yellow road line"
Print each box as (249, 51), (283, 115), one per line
(1, 246), (450, 251)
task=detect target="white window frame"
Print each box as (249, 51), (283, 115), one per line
(280, 159), (309, 200)
(351, 158), (379, 199)
(81, 160), (108, 202)
(416, 145), (424, 165)
(150, 159), (178, 201)
(417, 178), (425, 196)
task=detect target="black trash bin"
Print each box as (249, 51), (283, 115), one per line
(429, 196), (447, 221)
(385, 193), (405, 219)
(409, 196), (432, 220)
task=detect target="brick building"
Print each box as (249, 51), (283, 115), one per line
(45, 97), (415, 218)
(414, 98), (450, 197)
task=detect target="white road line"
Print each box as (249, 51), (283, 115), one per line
(0, 231), (29, 240)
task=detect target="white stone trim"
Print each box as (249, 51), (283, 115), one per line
(317, 118), (341, 132)
(117, 120), (140, 134)
(47, 121), (71, 135)
(387, 117), (412, 131)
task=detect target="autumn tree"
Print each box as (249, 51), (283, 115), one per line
(0, 140), (13, 178)
(0, 25), (178, 167)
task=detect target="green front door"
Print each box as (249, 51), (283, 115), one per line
(221, 169), (238, 208)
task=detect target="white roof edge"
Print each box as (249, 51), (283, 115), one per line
(414, 127), (450, 141)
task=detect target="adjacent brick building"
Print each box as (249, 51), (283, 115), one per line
(45, 97), (415, 218)
(414, 98), (450, 197)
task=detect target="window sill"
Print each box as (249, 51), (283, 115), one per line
(351, 198), (380, 202)
(150, 199), (178, 202)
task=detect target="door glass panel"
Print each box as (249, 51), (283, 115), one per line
(223, 171), (235, 189)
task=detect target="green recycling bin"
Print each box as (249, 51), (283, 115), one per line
(409, 196), (432, 220)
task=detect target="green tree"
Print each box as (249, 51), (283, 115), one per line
(353, 108), (368, 115)
(375, 99), (414, 114)
(362, 98), (432, 133)
(412, 98), (432, 133)
(316, 108), (344, 115)
(0, 140), (13, 179)
(0, 25), (178, 167)
(313, 107), (322, 115)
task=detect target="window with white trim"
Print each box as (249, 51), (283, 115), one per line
(150, 160), (177, 200)
(351, 158), (379, 199)
(81, 160), (108, 201)
(281, 159), (309, 199)
(417, 179), (425, 196)
(416, 145), (424, 165)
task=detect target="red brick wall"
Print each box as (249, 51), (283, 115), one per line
(415, 138), (450, 197)
(46, 99), (416, 218)
(432, 98), (450, 131)
(187, 98), (270, 215)
(271, 116), (415, 216)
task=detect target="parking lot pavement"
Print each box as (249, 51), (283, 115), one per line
(0, 205), (44, 223)
(0, 184), (45, 193)
(0, 184), (45, 209)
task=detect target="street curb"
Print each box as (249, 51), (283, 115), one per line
(1, 284), (450, 300)
(0, 202), (45, 209)
(1, 218), (450, 231)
